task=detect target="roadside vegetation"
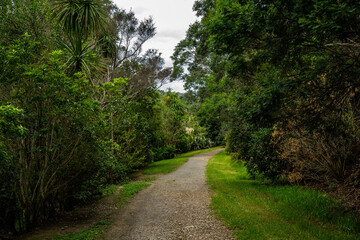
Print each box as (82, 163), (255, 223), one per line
(207, 151), (360, 240)
(52, 181), (151, 240)
(52, 219), (111, 240)
(174, 0), (360, 214)
(0, 0), (214, 237)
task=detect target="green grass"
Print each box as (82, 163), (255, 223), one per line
(118, 181), (151, 208)
(207, 151), (360, 240)
(142, 147), (221, 175)
(52, 219), (111, 240)
(144, 176), (157, 182)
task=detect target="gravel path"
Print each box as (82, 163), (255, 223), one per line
(105, 149), (234, 240)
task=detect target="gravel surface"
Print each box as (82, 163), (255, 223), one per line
(105, 149), (234, 240)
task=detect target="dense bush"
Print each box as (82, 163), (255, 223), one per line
(0, 1), (214, 236)
(172, 0), (360, 212)
(0, 42), (107, 231)
(0, 105), (23, 235)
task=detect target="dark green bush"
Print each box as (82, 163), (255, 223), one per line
(153, 145), (177, 161)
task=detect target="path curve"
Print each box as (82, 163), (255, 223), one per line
(105, 149), (234, 240)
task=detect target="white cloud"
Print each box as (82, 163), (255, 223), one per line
(133, 6), (148, 15)
(112, 0), (198, 92)
(157, 30), (184, 41)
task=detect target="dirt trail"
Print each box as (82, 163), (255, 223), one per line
(21, 191), (119, 240)
(105, 148), (234, 240)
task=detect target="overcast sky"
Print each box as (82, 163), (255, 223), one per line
(112, 0), (198, 93)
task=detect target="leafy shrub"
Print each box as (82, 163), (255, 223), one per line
(152, 145), (177, 161)
(197, 93), (231, 145)
(190, 135), (213, 150)
(227, 124), (287, 180)
(174, 132), (192, 153)
(0, 45), (106, 232)
(0, 105), (23, 235)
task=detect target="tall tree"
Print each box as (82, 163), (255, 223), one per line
(52, 0), (109, 76)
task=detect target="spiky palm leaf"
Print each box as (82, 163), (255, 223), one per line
(59, 35), (105, 80)
(52, 0), (108, 39)
(53, 0), (108, 81)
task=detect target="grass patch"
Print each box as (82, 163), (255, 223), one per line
(52, 219), (111, 240)
(207, 151), (360, 240)
(144, 177), (157, 182)
(118, 181), (151, 208)
(100, 184), (118, 197)
(143, 147), (221, 175)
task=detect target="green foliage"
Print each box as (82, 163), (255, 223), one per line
(154, 91), (191, 157)
(197, 93), (231, 145)
(0, 105), (23, 236)
(0, 37), (107, 232)
(174, 0), (360, 188)
(100, 184), (118, 197)
(207, 151), (360, 239)
(187, 128), (214, 151)
(152, 145), (177, 161)
(0, 0), (51, 45)
(0, 0), (220, 237)
(0, 18), (179, 234)
(52, 0), (109, 39)
(0, 105), (23, 136)
(52, 0), (109, 75)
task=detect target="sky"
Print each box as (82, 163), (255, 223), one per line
(112, 0), (198, 93)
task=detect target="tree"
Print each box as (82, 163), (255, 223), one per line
(174, 0), (360, 183)
(0, 0), (51, 45)
(52, 0), (109, 76)
(118, 49), (172, 95)
(0, 36), (105, 232)
(0, 0), (211, 236)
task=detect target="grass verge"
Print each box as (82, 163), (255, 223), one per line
(207, 151), (360, 240)
(118, 181), (151, 208)
(52, 219), (111, 240)
(100, 184), (118, 197)
(143, 147), (221, 175)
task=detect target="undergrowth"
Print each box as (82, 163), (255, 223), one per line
(52, 219), (111, 240)
(52, 181), (151, 240)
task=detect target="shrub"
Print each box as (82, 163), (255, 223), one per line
(274, 127), (353, 183)
(152, 145), (177, 161)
